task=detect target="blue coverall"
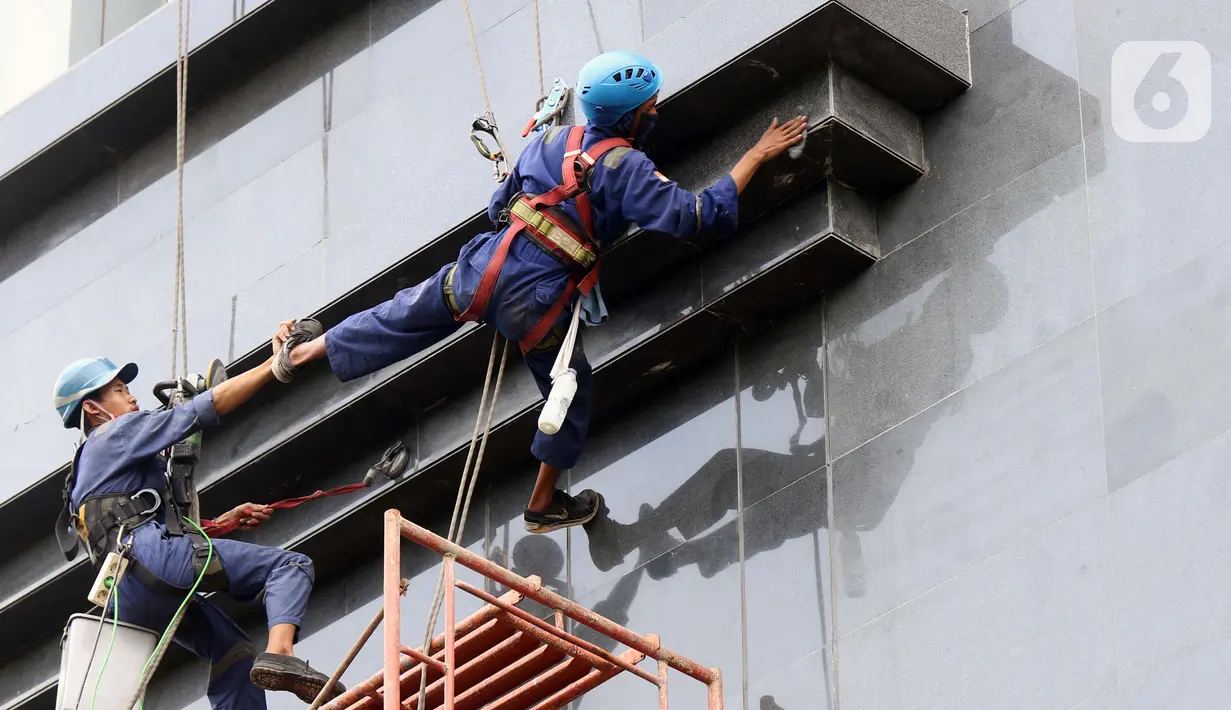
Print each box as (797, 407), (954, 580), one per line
(70, 390), (314, 710)
(325, 124), (740, 469)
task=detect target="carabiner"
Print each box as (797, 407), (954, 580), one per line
(470, 112), (510, 182)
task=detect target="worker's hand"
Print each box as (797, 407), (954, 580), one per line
(216, 503), (273, 529)
(748, 116), (808, 164)
(273, 320), (296, 354)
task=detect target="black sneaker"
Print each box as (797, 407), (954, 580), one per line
(272, 318), (324, 384)
(524, 489), (602, 534)
(249, 652), (345, 704)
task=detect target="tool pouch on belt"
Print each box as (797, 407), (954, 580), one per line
(189, 533), (229, 593)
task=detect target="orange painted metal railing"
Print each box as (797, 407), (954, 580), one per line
(314, 510), (723, 710)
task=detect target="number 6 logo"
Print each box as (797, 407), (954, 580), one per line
(1112, 41), (1211, 143)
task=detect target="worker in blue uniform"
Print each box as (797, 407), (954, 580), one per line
(53, 325), (344, 709)
(272, 50), (807, 534)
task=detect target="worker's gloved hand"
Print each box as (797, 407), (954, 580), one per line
(214, 503), (273, 530)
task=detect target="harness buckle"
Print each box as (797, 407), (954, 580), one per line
(133, 488), (162, 517)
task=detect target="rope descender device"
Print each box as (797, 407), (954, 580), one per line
(470, 111), (510, 183)
(522, 77), (571, 137)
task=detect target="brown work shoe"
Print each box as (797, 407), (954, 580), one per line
(249, 652), (345, 704)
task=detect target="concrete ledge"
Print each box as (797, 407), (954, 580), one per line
(647, 0), (969, 166)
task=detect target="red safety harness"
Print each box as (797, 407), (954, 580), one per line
(456, 125), (632, 354)
(201, 133), (626, 538)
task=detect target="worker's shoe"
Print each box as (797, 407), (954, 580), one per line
(272, 318), (323, 384)
(249, 652), (345, 704)
(524, 489), (602, 534)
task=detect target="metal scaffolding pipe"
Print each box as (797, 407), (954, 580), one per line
(525, 648), (646, 710)
(707, 669), (724, 710)
(492, 605), (616, 676)
(321, 597), (522, 710)
(398, 517), (718, 685)
(319, 513), (725, 710)
(455, 580), (659, 686)
(310, 580), (409, 710)
(384, 511), (403, 710)
(399, 646), (446, 674)
(443, 558), (457, 710)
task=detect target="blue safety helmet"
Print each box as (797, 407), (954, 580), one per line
(53, 357), (138, 429)
(576, 50), (664, 126)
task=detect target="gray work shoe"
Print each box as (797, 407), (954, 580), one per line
(249, 652), (345, 704)
(272, 318), (323, 384)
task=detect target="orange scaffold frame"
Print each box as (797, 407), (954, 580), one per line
(315, 510), (723, 710)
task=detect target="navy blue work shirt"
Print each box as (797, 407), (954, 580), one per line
(69, 390), (220, 514)
(487, 123), (740, 246)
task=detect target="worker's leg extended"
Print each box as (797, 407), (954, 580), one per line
(521, 331), (602, 533)
(284, 263), (463, 381)
(206, 538), (342, 703)
(177, 599), (269, 710)
(113, 573), (265, 710)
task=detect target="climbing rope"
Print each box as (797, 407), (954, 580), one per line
(119, 6), (198, 707)
(461, 0), (510, 170)
(169, 0), (191, 380)
(408, 9), (548, 702)
(413, 332), (510, 709)
(533, 0), (544, 98)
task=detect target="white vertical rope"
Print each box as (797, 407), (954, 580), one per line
(170, 0), (191, 379)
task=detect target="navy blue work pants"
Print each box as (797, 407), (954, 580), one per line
(113, 524), (315, 709)
(325, 231), (593, 470)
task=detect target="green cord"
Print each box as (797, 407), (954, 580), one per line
(88, 576), (121, 710)
(86, 519), (214, 710)
(138, 517), (214, 685)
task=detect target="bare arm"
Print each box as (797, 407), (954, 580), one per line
(211, 320), (295, 417)
(729, 116), (809, 194)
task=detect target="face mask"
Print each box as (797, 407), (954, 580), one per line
(632, 111), (658, 147)
(85, 401), (117, 424)
(614, 108), (658, 147)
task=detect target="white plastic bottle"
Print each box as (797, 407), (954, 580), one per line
(538, 369), (578, 435)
